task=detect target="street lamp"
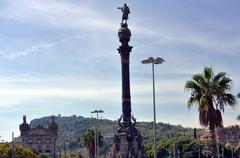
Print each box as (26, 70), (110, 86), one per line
(205, 145), (208, 158)
(177, 149), (180, 158)
(221, 146), (224, 158)
(91, 110), (104, 158)
(12, 132), (15, 158)
(141, 57), (164, 158)
(68, 130), (73, 157)
(63, 140), (67, 158)
(173, 143), (176, 158)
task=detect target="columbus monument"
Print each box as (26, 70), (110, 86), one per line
(108, 4), (147, 158)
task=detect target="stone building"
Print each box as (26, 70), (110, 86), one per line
(19, 115), (58, 158)
(217, 125), (240, 147)
(200, 125), (240, 148)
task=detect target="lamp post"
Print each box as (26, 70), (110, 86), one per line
(229, 138), (234, 158)
(68, 130), (72, 157)
(63, 140), (66, 158)
(12, 132), (15, 158)
(198, 142), (201, 158)
(91, 110), (104, 158)
(142, 57), (164, 158)
(168, 149), (171, 158)
(221, 146), (224, 158)
(173, 143), (176, 158)
(177, 149), (180, 158)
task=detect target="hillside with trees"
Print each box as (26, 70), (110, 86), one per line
(30, 115), (201, 156)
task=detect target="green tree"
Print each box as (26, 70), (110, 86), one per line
(146, 137), (206, 158)
(0, 143), (50, 158)
(81, 129), (104, 158)
(185, 67), (236, 158)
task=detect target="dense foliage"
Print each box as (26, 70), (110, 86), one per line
(145, 137), (235, 158)
(0, 144), (50, 158)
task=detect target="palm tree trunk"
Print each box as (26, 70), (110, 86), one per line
(209, 123), (217, 158)
(89, 152), (94, 158)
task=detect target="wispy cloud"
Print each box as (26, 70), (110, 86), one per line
(1, 0), (115, 31)
(0, 34), (86, 59)
(147, 28), (240, 55)
(0, 43), (55, 59)
(0, 72), (188, 106)
(2, 0), (240, 55)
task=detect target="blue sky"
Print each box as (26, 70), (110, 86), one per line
(0, 0), (240, 141)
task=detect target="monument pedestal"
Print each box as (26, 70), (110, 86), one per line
(108, 125), (147, 158)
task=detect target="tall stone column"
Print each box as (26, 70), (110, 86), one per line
(108, 4), (147, 158)
(118, 23), (132, 127)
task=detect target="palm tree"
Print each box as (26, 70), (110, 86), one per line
(185, 67), (236, 158)
(81, 129), (104, 158)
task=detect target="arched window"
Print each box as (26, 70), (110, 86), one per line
(45, 149), (51, 153)
(45, 138), (52, 144)
(37, 138), (42, 144)
(27, 138), (33, 144)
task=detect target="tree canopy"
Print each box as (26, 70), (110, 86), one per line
(0, 144), (50, 158)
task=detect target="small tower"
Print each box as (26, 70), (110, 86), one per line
(48, 116), (58, 158)
(48, 116), (58, 135)
(19, 115), (30, 136)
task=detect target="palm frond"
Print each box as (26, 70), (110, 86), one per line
(219, 77), (232, 87)
(192, 74), (208, 92)
(185, 80), (199, 90)
(237, 115), (240, 120)
(213, 72), (226, 82)
(192, 74), (205, 85)
(222, 93), (236, 107)
(237, 93), (240, 98)
(185, 81), (201, 96)
(187, 96), (197, 109)
(199, 95), (208, 111)
(199, 110), (209, 127)
(204, 67), (213, 82)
